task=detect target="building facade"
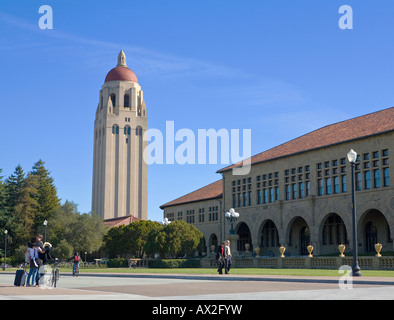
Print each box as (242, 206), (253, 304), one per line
(161, 108), (394, 257)
(92, 50), (148, 221)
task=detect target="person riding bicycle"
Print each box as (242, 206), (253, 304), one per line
(72, 252), (81, 276)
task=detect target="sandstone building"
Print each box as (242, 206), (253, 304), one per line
(92, 51), (148, 221)
(161, 108), (393, 256)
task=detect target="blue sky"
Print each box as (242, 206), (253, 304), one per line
(1, 1), (394, 222)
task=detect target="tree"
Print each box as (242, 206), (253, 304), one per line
(145, 220), (203, 258)
(12, 173), (39, 248)
(30, 160), (60, 229)
(145, 224), (167, 258)
(4, 165), (26, 215)
(103, 225), (128, 258)
(125, 220), (161, 258)
(48, 201), (106, 255)
(71, 212), (106, 253)
(0, 169), (8, 229)
(165, 220), (203, 257)
(52, 239), (74, 260)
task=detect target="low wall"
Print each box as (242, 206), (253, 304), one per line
(201, 255), (394, 270)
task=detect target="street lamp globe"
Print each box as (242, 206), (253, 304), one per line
(225, 208), (239, 234)
(347, 149), (357, 164)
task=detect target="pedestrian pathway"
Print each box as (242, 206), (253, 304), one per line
(0, 272), (393, 300)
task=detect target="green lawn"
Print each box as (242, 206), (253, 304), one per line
(56, 267), (394, 277)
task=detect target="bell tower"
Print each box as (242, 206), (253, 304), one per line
(92, 50), (148, 221)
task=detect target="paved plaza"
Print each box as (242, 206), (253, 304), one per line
(0, 272), (394, 300)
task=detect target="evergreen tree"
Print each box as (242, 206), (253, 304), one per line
(5, 165), (26, 213)
(12, 173), (39, 248)
(0, 169), (7, 227)
(30, 159), (60, 231)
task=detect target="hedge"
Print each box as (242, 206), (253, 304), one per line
(107, 258), (128, 268)
(148, 259), (200, 268)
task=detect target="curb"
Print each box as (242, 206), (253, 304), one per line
(3, 271), (394, 286)
(60, 272), (394, 286)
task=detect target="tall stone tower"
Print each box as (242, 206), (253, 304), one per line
(92, 50), (148, 221)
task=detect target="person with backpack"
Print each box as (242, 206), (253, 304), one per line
(72, 252), (81, 276)
(25, 238), (39, 286)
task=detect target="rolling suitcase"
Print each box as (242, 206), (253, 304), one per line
(14, 264), (27, 286)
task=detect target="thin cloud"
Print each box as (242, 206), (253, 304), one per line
(0, 11), (245, 79)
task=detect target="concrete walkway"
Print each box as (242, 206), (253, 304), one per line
(1, 272), (394, 300)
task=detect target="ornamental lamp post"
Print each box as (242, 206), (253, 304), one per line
(3, 230), (7, 271)
(43, 220), (48, 242)
(225, 208), (239, 234)
(347, 149), (362, 277)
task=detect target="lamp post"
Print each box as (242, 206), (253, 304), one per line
(225, 208), (239, 234)
(161, 218), (171, 225)
(3, 230), (7, 271)
(43, 220), (48, 242)
(347, 149), (362, 277)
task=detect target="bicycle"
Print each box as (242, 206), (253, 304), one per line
(73, 261), (80, 277)
(51, 258), (60, 288)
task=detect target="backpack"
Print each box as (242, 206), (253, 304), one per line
(74, 255), (80, 262)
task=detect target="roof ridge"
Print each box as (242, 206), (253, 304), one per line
(217, 107), (394, 173)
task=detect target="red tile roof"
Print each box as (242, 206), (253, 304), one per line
(160, 180), (222, 209)
(104, 215), (141, 228)
(105, 66), (138, 83)
(161, 107), (393, 208)
(218, 107), (394, 173)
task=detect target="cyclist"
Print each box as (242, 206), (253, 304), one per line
(72, 252), (81, 277)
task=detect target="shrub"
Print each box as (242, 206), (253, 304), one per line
(107, 258), (128, 268)
(148, 259), (200, 268)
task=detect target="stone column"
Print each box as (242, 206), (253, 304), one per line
(225, 233), (240, 257)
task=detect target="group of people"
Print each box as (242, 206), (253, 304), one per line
(216, 240), (232, 275)
(25, 234), (53, 286)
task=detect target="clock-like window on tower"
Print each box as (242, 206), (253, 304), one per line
(112, 125), (119, 135)
(124, 94), (130, 108)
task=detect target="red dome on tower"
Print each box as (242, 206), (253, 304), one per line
(105, 66), (138, 83)
(104, 50), (138, 83)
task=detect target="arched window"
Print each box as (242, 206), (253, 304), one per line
(124, 126), (131, 135)
(135, 126), (142, 136)
(237, 223), (252, 252)
(110, 93), (116, 107)
(112, 125), (119, 135)
(366, 222), (377, 252)
(124, 94), (130, 108)
(261, 220), (279, 248)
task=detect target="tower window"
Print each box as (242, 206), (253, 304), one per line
(124, 94), (130, 108)
(136, 127), (142, 136)
(110, 93), (116, 107)
(124, 126), (131, 135)
(112, 125), (119, 135)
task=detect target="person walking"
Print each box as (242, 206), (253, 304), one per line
(216, 241), (229, 274)
(225, 240), (232, 274)
(26, 238), (39, 287)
